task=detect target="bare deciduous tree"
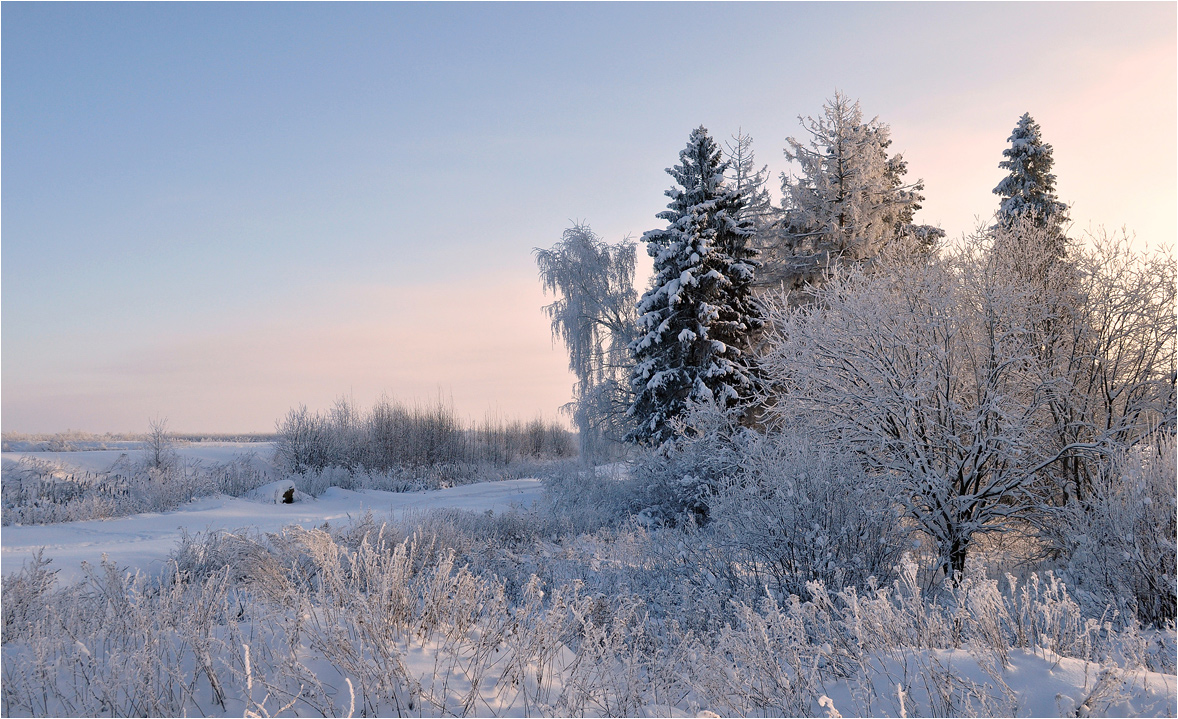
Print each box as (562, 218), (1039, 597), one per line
(761, 225), (1166, 578)
(144, 415), (176, 471)
(1029, 227), (1177, 505)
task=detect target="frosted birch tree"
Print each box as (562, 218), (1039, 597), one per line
(536, 222), (637, 460)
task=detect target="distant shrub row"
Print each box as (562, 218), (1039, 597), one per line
(0, 431), (274, 453)
(274, 395), (575, 475)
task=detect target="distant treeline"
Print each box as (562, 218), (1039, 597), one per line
(274, 396), (575, 474)
(0, 431), (276, 453)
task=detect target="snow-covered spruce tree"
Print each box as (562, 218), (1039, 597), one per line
(536, 223), (638, 461)
(993, 113), (1069, 267)
(769, 92), (942, 299)
(628, 126), (762, 447)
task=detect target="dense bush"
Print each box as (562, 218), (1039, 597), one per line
(1050, 436), (1177, 626)
(709, 429), (911, 602)
(536, 462), (643, 537)
(617, 413), (909, 602)
(625, 401), (756, 526)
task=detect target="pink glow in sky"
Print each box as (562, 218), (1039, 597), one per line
(3, 3), (1174, 433)
(3, 273), (575, 432)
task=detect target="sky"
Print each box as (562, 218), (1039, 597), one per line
(3, 2), (1175, 434)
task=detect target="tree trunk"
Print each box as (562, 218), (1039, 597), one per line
(948, 535), (969, 580)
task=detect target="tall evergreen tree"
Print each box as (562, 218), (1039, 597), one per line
(628, 126), (762, 446)
(993, 113), (1069, 262)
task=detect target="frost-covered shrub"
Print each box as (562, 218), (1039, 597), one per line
(138, 462), (216, 512)
(622, 400), (908, 599)
(1053, 437), (1177, 626)
(628, 401), (752, 525)
(286, 462), (548, 499)
(273, 403), (341, 473)
(1, 454), (277, 526)
(709, 429), (910, 601)
(288, 464), (360, 496)
(2, 458), (122, 525)
(206, 453), (273, 497)
(1, 550), (57, 642)
(537, 461), (643, 536)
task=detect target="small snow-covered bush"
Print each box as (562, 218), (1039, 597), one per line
(1, 458), (123, 525)
(618, 400), (909, 601)
(0, 550), (57, 643)
(537, 461), (643, 536)
(709, 429), (910, 602)
(206, 453), (273, 497)
(627, 401), (752, 525)
(1052, 437), (1177, 626)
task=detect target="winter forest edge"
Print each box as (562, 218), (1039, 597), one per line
(2, 94), (1175, 717)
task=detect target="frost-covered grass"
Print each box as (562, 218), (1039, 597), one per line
(0, 452), (275, 526)
(1, 436), (1174, 716)
(2, 504), (1174, 718)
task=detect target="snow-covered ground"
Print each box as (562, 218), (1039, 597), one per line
(2, 455), (1174, 717)
(814, 647), (1177, 718)
(1, 478), (542, 583)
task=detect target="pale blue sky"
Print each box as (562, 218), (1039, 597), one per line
(4, 2), (1175, 432)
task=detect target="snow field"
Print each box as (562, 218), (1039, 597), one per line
(2, 448), (1175, 717)
(1, 479), (544, 583)
(1, 441), (274, 475)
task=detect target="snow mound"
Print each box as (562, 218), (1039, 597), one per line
(245, 479), (308, 504)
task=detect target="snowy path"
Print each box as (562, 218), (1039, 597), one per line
(1, 479), (543, 582)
